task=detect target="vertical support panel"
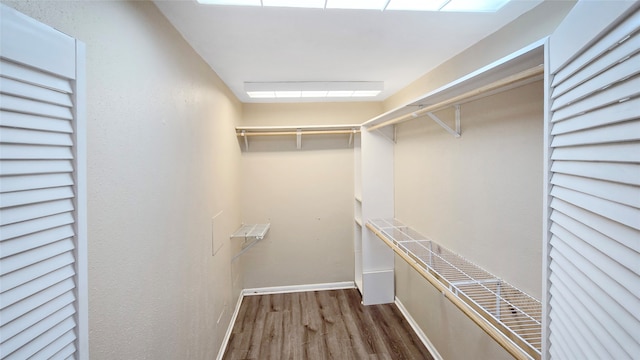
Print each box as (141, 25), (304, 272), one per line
(360, 126), (395, 305)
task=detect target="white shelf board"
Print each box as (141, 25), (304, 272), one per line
(362, 39), (545, 129)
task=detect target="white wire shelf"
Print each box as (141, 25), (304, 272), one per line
(367, 218), (542, 360)
(230, 223), (270, 240)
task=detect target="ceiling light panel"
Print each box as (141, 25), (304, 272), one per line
(245, 81), (383, 100)
(440, 0), (511, 12)
(325, 0), (389, 10)
(196, 0), (261, 6)
(262, 0), (326, 8)
(385, 0), (448, 11)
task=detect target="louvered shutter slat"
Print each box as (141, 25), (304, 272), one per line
(0, 199), (74, 226)
(549, 254), (638, 358)
(0, 173), (74, 193)
(551, 142), (640, 162)
(4, 317), (76, 359)
(0, 213), (74, 242)
(550, 75), (640, 123)
(0, 126), (73, 146)
(550, 198), (639, 252)
(0, 224), (74, 258)
(551, 27), (640, 98)
(551, 173), (640, 208)
(0, 143), (73, 160)
(551, 51), (640, 111)
(1, 252), (75, 293)
(0, 76), (73, 107)
(551, 96), (640, 135)
(0, 278), (75, 325)
(49, 342), (77, 360)
(0, 186), (74, 208)
(550, 186), (640, 229)
(550, 161), (639, 186)
(33, 329), (77, 360)
(550, 210), (638, 273)
(0, 59), (72, 94)
(0, 238), (74, 276)
(0, 94), (73, 120)
(550, 224), (639, 304)
(551, 120), (640, 147)
(0, 111), (73, 133)
(0, 159), (73, 176)
(0, 291), (75, 342)
(0, 303), (76, 357)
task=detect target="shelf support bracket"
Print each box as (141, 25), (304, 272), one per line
(296, 128), (302, 150)
(425, 106), (461, 138)
(241, 130), (249, 151)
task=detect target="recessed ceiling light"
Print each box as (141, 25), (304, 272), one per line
(352, 90), (381, 97)
(247, 91), (276, 98)
(245, 81), (383, 99)
(325, 0), (389, 10)
(301, 91), (329, 97)
(327, 90), (354, 97)
(385, 0), (447, 11)
(440, 0), (511, 12)
(275, 91), (302, 98)
(196, 0), (261, 6)
(198, 0), (512, 11)
(262, 0), (326, 8)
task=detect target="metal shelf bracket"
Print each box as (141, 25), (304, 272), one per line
(423, 104), (461, 138)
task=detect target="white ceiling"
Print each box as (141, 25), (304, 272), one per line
(153, 0), (543, 103)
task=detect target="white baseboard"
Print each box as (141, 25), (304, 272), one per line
(242, 281), (356, 296)
(216, 290), (245, 360)
(395, 296), (443, 360)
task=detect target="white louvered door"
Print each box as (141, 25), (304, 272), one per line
(545, 2), (639, 360)
(0, 5), (87, 360)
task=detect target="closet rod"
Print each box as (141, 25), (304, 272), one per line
(367, 64), (544, 131)
(366, 223), (537, 360)
(237, 129), (360, 136)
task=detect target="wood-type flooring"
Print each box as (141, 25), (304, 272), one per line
(222, 288), (434, 360)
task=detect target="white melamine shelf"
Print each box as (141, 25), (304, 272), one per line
(231, 223), (270, 240)
(236, 124), (361, 150)
(368, 218), (542, 360)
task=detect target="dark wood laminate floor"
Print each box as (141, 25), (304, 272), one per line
(223, 288), (434, 360)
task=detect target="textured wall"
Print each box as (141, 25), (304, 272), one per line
(394, 80), (543, 360)
(396, 81), (544, 297)
(1, 1), (243, 358)
(239, 102), (382, 288)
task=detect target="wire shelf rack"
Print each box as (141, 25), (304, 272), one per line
(368, 218), (542, 360)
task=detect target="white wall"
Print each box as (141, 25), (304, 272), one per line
(239, 102), (381, 288)
(1, 1), (243, 358)
(386, 2), (577, 359)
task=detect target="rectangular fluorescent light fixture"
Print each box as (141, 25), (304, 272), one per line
(263, 0), (326, 8)
(440, 0), (511, 12)
(325, 0), (389, 10)
(245, 81), (383, 99)
(198, 0), (512, 11)
(196, 0), (261, 6)
(385, 0), (447, 11)
(301, 91), (329, 97)
(247, 91), (276, 98)
(275, 91), (302, 98)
